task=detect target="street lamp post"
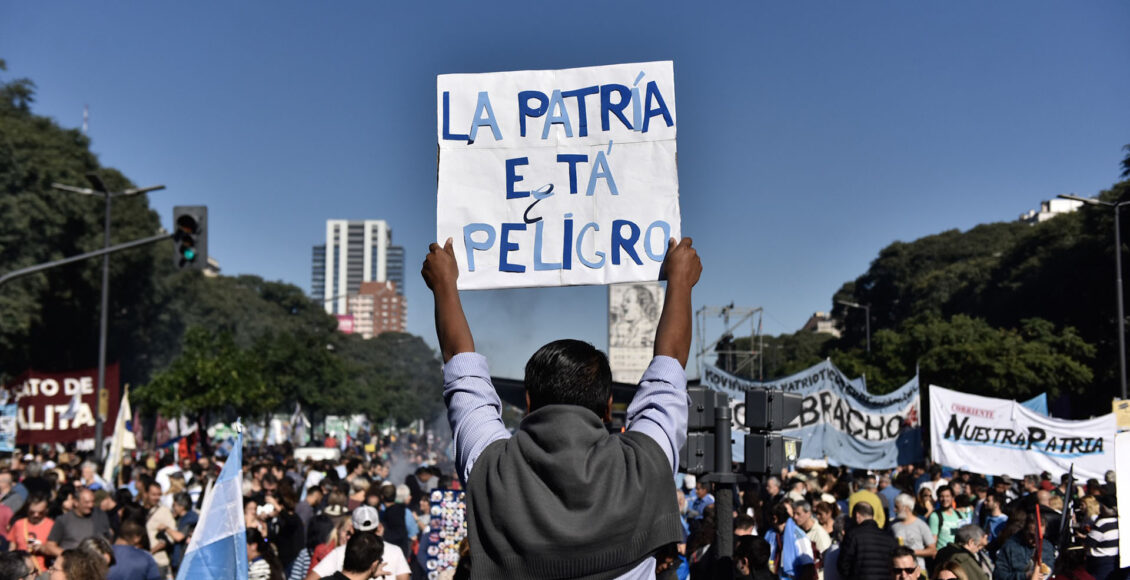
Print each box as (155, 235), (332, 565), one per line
(1059, 193), (1130, 400)
(837, 300), (871, 354)
(52, 174), (165, 461)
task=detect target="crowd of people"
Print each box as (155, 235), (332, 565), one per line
(0, 431), (460, 580)
(0, 430), (1120, 580)
(677, 464), (1123, 580)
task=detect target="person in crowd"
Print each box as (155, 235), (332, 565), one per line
(982, 492), (1009, 548)
(423, 237), (699, 579)
(141, 481), (175, 576)
(879, 472), (900, 519)
(838, 502), (897, 580)
(734, 514), (756, 537)
(994, 513), (1054, 580)
(792, 500), (831, 557)
(108, 520), (159, 580)
(0, 470), (25, 518)
(764, 476), (784, 507)
(688, 481), (715, 522)
(921, 466), (950, 500)
(934, 524), (991, 580)
(375, 484), (416, 565)
(318, 532), (388, 580)
(813, 500), (843, 544)
(849, 473), (887, 529)
(1082, 497), (1118, 580)
(248, 528), (286, 580)
(891, 545), (923, 580)
(346, 478), (369, 511)
(934, 560), (971, 580)
(931, 485), (966, 550)
(43, 488), (111, 556)
(892, 492), (937, 571)
(296, 485), (321, 530)
(764, 502), (815, 580)
(310, 512), (352, 573)
(78, 536), (114, 570)
(156, 492), (196, 573)
(289, 514), (334, 580)
(0, 550), (34, 580)
(265, 490), (305, 576)
(403, 467), (432, 509)
(307, 506), (410, 580)
(917, 485), (937, 520)
(8, 493), (53, 573)
(734, 535), (775, 580)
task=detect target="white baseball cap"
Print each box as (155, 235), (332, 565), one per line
(352, 505), (380, 532)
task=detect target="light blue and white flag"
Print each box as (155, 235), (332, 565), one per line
(176, 422), (247, 580)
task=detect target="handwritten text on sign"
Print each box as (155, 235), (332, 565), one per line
(436, 61), (680, 289)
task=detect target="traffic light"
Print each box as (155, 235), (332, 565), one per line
(743, 388), (803, 474)
(173, 206), (208, 270)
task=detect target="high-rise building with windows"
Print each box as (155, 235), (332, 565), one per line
(311, 220), (405, 323)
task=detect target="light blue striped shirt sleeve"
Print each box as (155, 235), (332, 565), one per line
(625, 356), (688, 473)
(443, 353), (511, 485)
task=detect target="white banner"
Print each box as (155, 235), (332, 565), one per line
(703, 361), (923, 469)
(1117, 432), (1130, 569)
(930, 385), (1115, 480)
(437, 61), (680, 289)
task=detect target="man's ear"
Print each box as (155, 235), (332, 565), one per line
(604, 394), (613, 423)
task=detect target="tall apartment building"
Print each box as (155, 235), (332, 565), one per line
(311, 220), (406, 324)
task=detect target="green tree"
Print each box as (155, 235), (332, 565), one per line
(135, 326), (277, 418)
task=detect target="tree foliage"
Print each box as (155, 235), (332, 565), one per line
(0, 60), (444, 427)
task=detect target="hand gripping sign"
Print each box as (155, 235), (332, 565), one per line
(437, 61), (681, 290)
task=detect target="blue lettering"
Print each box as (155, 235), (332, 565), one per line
(642, 81), (674, 133)
(556, 154), (588, 194)
(468, 91), (501, 142)
(463, 223), (496, 272)
(600, 84), (632, 132)
(533, 221), (562, 271)
(576, 222), (605, 269)
(562, 86), (599, 137)
(586, 150), (619, 196)
(644, 221), (671, 262)
(518, 90), (548, 137)
(499, 223), (526, 272)
(506, 157), (529, 199)
(611, 219), (642, 265)
(541, 90), (573, 140)
(442, 91), (470, 141)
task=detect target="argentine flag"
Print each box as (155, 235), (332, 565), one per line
(176, 425), (247, 580)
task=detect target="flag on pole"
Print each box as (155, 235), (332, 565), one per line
(102, 386), (136, 483)
(176, 421), (247, 580)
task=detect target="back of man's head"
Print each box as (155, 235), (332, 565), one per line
(735, 535), (771, 571)
(119, 520), (146, 545)
(343, 532), (384, 574)
(0, 551), (29, 580)
(525, 339), (612, 418)
(852, 501), (874, 521)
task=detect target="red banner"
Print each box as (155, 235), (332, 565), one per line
(4, 365), (119, 446)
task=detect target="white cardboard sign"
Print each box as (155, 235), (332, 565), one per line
(436, 61), (680, 290)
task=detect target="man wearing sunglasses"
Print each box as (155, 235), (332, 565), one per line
(890, 546), (920, 580)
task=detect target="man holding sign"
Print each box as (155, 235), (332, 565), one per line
(422, 236), (700, 579)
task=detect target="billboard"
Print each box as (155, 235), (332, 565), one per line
(5, 365), (120, 446)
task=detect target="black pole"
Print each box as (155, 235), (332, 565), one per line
(713, 404), (733, 579)
(864, 304), (871, 355)
(1116, 204), (1128, 400)
(93, 192), (113, 462)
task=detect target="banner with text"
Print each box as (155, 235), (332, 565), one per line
(437, 61), (680, 289)
(702, 361), (922, 469)
(4, 365), (119, 446)
(930, 385), (1115, 480)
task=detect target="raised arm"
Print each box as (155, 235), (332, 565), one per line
(422, 238), (474, 361)
(654, 237), (701, 367)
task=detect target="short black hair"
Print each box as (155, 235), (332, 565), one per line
(525, 339), (612, 418)
(0, 551), (30, 580)
(342, 532), (384, 573)
(735, 536), (770, 570)
(852, 501), (874, 519)
(891, 545), (916, 561)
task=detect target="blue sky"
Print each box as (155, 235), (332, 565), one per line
(3, 1), (1128, 379)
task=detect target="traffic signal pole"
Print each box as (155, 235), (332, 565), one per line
(0, 233), (173, 288)
(712, 404), (735, 580)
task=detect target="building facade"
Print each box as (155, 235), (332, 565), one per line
(311, 220), (405, 323)
(348, 281), (407, 338)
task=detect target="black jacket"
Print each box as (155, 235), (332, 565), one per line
(837, 519), (898, 580)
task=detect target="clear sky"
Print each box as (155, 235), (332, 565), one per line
(3, 1), (1128, 380)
